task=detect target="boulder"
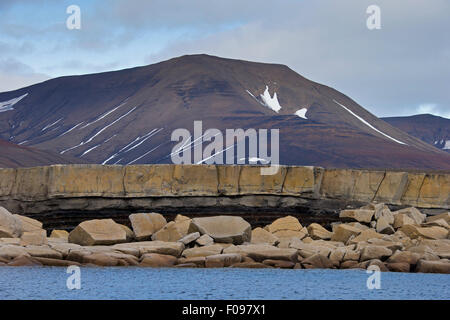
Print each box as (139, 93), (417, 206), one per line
(152, 221), (182, 242)
(347, 222), (370, 231)
(20, 230), (48, 246)
(386, 250), (420, 265)
(223, 244), (298, 262)
(265, 216), (303, 234)
(13, 215), (43, 232)
(329, 247), (347, 267)
(196, 234), (214, 246)
(400, 225), (448, 240)
(0, 245), (29, 260)
(307, 223), (332, 240)
(302, 253), (334, 269)
(188, 216), (251, 244)
(358, 259), (388, 272)
(348, 229), (383, 244)
(25, 245), (63, 259)
(416, 259), (450, 274)
(118, 224), (135, 242)
(339, 209), (374, 223)
(387, 262), (410, 272)
(426, 212), (450, 224)
(393, 214), (416, 229)
(360, 245), (393, 261)
(178, 232), (200, 245)
(8, 255), (42, 267)
(331, 224), (362, 243)
(263, 259), (295, 268)
(289, 238), (333, 258)
(129, 213), (167, 241)
(177, 256), (206, 267)
(393, 207), (426, 225)
(50, 230), (69, 240)
(343, 249), (361, 262)
(127, 241), (185, 257)
(182, 244), (223, 258)
(205, 253), (242, 268)
(251, 227), (279, 245)
(422, 219), (449, 230)
(83, 253), (120, 266)
(418, 239), (450, 259)
(140, 253), (177, 267)
(69, 219), (127, 246)
(374, 207), (394, 224)
(376, 216), (395, 235)
(0, 207), (22, 238)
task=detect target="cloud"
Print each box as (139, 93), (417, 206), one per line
(0, 0), (449, 119)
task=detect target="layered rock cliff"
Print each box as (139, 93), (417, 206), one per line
(0, 165), (448, 230)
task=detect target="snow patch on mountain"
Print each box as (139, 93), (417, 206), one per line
(295, 108), (308, 119)
(0, 93), (28, 113)
(260, 86), (282, 113)
(443, 140), (450, 150)
(333, 100), (407, 145)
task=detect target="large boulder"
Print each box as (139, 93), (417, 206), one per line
(376, 216), (395, 235)
(129, 213), (167, 241)
(339, 209), (374, 223)
(331, 224), (362, 243)
(400, 225), (448, 240)
(188, 216), (251, 244)
(205, 253), (242, 268)
(393, 207), (426, 225)
(68, 219), (127, 246)
(140, 253), (177, 267)
(360, 245), (393, 261)
(114, 241), (185, 257)
(223, 244), (298, 262)
(307, 223), (332, 240)
(348, 229), (383, 244)
(251, 227), (279, 246)
(393, 214), (416, 229)
(182, 244), (224, 258)
(50, 230), (69, 240)
(13, 215), (43, 232)
(20, 230), (48, 246)
(416, 259), (450, 274)
(302, 253), (334, 269)
(0, 207), (23, 238)
(426, 212), (450, 224)
(265, 216), (306, 239)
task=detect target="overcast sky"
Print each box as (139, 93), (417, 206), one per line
(0, 0), (449, 118)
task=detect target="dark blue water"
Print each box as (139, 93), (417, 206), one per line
(0, 267), (448, 300)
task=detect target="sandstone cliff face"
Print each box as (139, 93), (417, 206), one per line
(0, 165), (448, 210)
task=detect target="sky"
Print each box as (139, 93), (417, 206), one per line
(0, 0), (449, 118)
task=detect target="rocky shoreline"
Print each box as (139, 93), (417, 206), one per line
(0, 204), (449, 273)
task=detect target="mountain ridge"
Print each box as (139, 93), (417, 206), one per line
(1, 54), (449, 170)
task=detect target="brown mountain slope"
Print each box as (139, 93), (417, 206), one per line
(0, 54), (449, 170)
(0, 139), (85, 168)
(382, 114), (450, 153)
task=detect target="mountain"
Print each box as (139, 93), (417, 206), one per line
(382, 114), (450, 153)
(1, 54), (449, 170)
(0, 139), (83, 168)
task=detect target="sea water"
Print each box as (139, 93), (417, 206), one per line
(0, 267), (448, 300)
